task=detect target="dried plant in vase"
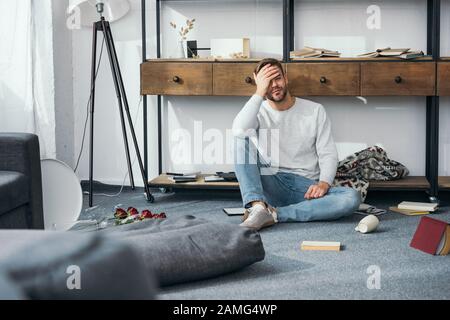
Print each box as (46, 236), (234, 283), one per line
(170, 19), (198, 58)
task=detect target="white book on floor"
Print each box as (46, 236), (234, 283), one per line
(398, 201), (438, 212)
(301, 241), (341, 251)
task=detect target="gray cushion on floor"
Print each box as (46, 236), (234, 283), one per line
(0, 231), (157, 299)
(101, 215), (265, 286)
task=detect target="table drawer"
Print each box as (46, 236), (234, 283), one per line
(437, 62), (450, 96)
(213, 63), (259, 96)
(361, 62), (436, 96)
(141, 62), (212, 95)
(287, 63), (360, 96)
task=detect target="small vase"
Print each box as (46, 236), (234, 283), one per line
(173, 40), (186, 59)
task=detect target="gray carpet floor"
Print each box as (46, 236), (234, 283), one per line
(80, 184), (450, 300)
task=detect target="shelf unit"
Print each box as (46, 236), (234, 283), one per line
(140, 0), (444, 199)
(438, 0), (450, 189)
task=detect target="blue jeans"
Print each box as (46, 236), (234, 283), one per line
(234, 137), (361, 222)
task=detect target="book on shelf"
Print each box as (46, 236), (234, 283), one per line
(290, 46), (341, 59)
(398, 201), (438, 212)
(166, 171), (200, 177)
(167, 172), (200, 183)
(358, 47), (423, 59)
(410, 216), (450, 256)
(204, 175), (225, 182)
(399, 50), (424, 59)
(169, 176), (198, 183)
(389, 206), (430, 216)
(300, 241), (341, 251)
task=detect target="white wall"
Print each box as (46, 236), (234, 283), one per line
(53, 0), (75, 167)
(67, 0), (450, 186)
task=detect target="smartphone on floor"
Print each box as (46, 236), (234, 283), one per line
(223, 208), (245, 216)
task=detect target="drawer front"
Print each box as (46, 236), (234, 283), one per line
(287, 63), (360, 96)
(141, 62), (212, 95)
(438, 62), (450, 96)
(361, 62), (436, 96)
(213, 63), (259, 96)
(213, 63), (288, 96)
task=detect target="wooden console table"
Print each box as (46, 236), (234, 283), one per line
(140, 0), (446, 200)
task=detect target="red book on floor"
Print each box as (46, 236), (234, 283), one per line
(410, 216), (449, 255)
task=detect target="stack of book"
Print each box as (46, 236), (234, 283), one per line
(290, 47), (341, 59)
(389, 201), (438, 216)
(358, 47), (424, 59)
(167, 172), (200, 183)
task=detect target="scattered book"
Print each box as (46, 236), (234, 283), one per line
(290, 46), (341, 59)
(398, 201), (438, 212)
(358, 47), (409, 58)
(300, 241), (341, 252)
(168, 172), (199, 183)
(204, 175), (225, 182)
(216, 172), (238, 182)
(389, 206), (430, 216)
(354, 203), (386, 216)
(358, 47), (424, 59)
(410, 216), (450, 256)
(399, 50), (424, 59)
(166, 171), (200, 176)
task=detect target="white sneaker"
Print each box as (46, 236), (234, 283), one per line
(240, 203), (277, 231)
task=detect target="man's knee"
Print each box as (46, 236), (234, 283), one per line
(341, 188), (361, 216)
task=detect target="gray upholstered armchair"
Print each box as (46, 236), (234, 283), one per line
(0, 133), (44, 229)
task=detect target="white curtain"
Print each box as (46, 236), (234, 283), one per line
(0, 0), (56, 158)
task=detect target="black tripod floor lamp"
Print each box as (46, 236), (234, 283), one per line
(69, 0), (154, 205)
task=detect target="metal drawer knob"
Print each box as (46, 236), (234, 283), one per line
(173, 76), (180, 83)
(320, 76), (327, 84)
(245, 76), (252, 84)
(395, 76), (402, 84)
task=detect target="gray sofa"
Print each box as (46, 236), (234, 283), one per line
(0, 133), (44, 229)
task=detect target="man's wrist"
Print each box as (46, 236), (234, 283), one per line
(318, 181), (330, 189)
(255, 90), (265, 98)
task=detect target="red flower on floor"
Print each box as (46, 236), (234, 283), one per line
(127, 207), (139, 216)
(140, 209), (154, 220)
(114, 208), (128, 219)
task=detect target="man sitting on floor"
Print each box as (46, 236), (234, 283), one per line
(232, 58), (361, 230)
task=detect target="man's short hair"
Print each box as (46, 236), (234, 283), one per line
(254, 58), (284, 76)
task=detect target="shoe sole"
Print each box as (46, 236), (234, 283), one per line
(240, 218), (275, 231)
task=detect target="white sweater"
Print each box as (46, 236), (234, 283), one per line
(232, 95), (338, 185)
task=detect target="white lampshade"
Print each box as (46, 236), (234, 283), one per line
(68, 0), (130, 27)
